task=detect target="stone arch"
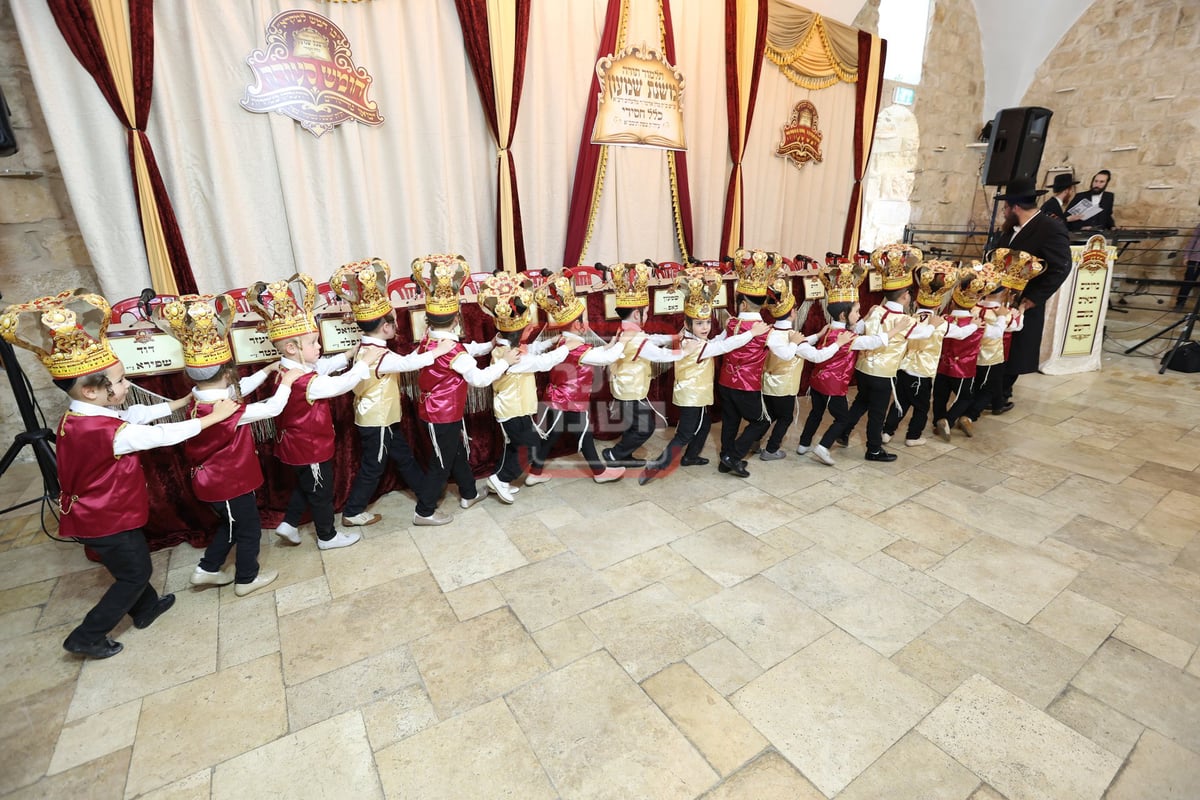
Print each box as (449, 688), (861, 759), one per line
(860, 103), (919, 250)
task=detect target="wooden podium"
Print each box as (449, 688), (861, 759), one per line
(1039, 235), (1116, 375)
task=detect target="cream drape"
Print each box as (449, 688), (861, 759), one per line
(765, 0), (859, 90)
(723, 0), (764, 257)
(486, 0), (519, 271)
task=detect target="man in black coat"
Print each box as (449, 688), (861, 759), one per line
(996, 178), (1073, 410)
(1041, 173), (1079, 224)
(1066, 170), (1115, 231)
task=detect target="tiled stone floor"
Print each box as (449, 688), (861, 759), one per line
(2, 350), (1200, 798)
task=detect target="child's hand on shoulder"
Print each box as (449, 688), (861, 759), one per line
(434, 338), (455, 356)
(280, 368), (305, 387)
(503, 348), (521, 365)
(835, 331), (854, 346)
(749, 321), (770, 336)
(209, 398), (239, 421)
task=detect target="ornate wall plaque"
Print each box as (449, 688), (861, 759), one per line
(592, 44), (686, 151)
(777, 101), (823, 169)
(1061, 235), (1115, 357)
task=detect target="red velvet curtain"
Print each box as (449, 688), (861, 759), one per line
(660, 0), (695, 257)
(454, 0), (531, 271)
(45, 0), (198, 294)
(720, 0), (768, 253)
(562, 0), (624, 266)
(841, 30), (887, 255)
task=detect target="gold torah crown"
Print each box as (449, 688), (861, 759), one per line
(951, 261), (1002, 308)
(331, 258), (393, 322)
(478, 272), (535, 332)
(764, 275), (796, 318)
(533, 269), (587, 326)
(732, 249), (781, 297)
(249, 273), (319, 342)
(988, 248), (1045, 292)
(411, 254), (469, 316)
(819, 256), (868, 304)
(0, 289), (120, 380)
(156, 294), (236, 368)
(871, 243), (923, 290)
(675, 266), (722, 320)
(914, 260), (962, 309)
(608, 262), (652, 309)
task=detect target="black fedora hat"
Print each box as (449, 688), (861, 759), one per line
(1049, 173), (1080, 193)
(995, 177), (1048, 202)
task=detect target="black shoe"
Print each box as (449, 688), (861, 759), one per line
(835, 435), (850, 448)
(718, 455), (751, 477)
(63, 636), (123, 659)
(132, 594), (176, 630)
(864, 449), (898, 463)
(679, 456), (709, 467)
(992, 402), (1015, 415)
(602, 447), (619, 465)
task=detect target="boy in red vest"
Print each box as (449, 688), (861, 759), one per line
(528, 269), (625, 484)
(411, 255), (517, 525)
(932, 264), (1002, 440)
(157, 294), (302, 597)
(964, 248), (1037, 424)
(251, 273), (369, 550)
(1, 290), (237, 659)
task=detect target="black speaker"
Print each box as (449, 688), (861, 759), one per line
(981, 106), (1052, 187)
(0, 86), (18, 158)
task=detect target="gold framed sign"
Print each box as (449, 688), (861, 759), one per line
(653, 288), (685, 316)
(592, 45), (686, 150)
(108, 330), (185, 376)
(230, 325), (280, 365)
(802, 276), (825, 299)
(319, 316), (363, 354)
(1061, 235), (1115, 357)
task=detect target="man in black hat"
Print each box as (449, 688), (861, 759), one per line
(1041, 173), (1079, 224)
(995, 177), (1072, 410)
(1066, 169), (1116, 231)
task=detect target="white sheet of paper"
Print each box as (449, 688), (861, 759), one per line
(1067, 197), (1103, 220)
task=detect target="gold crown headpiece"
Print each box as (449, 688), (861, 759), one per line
(764, 276), (796, 318)
(675, 267), (722, 319)
(0, 289), (120, 380)
(479, 272), (535, 332)
(411, 254), (469, 316)
(819, 257), (868, 304)
(156, 293), (235, 368)
(871, 243), (923, 290)
(914, 260), (962, 309)
(249, 273), (319, 342)
(331, 258), (392, 322)
(732, 249), (781, 297)
(987, 248), (1045, 292)
(533, 269), (587, 326)
(951, 261), (1002, 309)
(608, 261), (652, 309)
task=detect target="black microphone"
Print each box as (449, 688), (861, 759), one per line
(138, 288), (157, 319)
(643, 259), (657, 269)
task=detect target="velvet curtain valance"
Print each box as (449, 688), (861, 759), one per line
(765, 0), (859, 90)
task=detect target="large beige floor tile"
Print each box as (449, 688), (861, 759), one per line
(217, 590), (279, 670)
(731, 629), (939, 797)
(699, 751), (825, 800)
(929, 533), (1078, 623)
(137, 769), (211, 800)
(5, 747), (130, 800)
(918, 674), (1121, 800)
(126, 654), (287, 797)
(859, 551), (966, 613)
(360, 684), (438, 752)
(409, 511), (528, 592)
(1028, 588), (1123, 655)
(1046, 686), (1144, 760)
(911, 481), (1062, 546)
(0, 681), (74, 794)
(698, 486), (804, 536)
(1103, 729), (1200, 800)
(492, 551), (615, 632)
(685, 637), (764, 697)
(694, 575), (831, 669)
(506, 650), (718, 799)
(601, 544), (692, 594)
(531, 614), (601, 668)
(277, 571), (454, 685)
(320, 529), (426, 598)
(1070, 556), (1200, 643)
(1051, 514), (1179, 569)
(581, 582), (721, 681)
(0, 540), (95, 593)
(0, 624), (81, 708)
(1042, 475), (1162, 530)
(0, 577), (55, 616)
(211, 710), (380, 799)
(870, 500), (976, 555)
(1010, 437), (1143, 484)
(409, 607), (549, 717)
(670, 522), (786, 587)
(47, 697), (139, 776)
(789, 505), (898, 562)
(286, 646), (420, 733)
(554, 500), (692, 569)
(836, 731), (981, 800)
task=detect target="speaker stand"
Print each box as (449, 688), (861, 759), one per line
(984, 192), (1003, 253)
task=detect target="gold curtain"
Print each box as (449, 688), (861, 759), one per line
(486, 0), (518, 272)
(765, 0), (859, 90)
(722, 0), (763, 257)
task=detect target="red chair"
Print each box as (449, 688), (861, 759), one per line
(110, 293), (178, 325)
(387, 276), (422, 307)
(654, 261), (684, 280)
(568, 266), (605, 291)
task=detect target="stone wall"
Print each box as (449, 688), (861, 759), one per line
(0, 0), (101, 462)
(1021, 0), (1199, 235)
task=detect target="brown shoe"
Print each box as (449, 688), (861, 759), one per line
(935, 419), (951, 442)
(956, 417), (974, 438)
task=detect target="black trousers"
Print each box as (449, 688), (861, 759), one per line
(419, 420), (478, 517)
(933, 373), (975, 424)
(344, 424), (426, 516)
(651, 405), (711, 467)
(532, 408), (605, 476)
(495, 416), (542, 483)
(798, 390), (848, 448)
(820, 371), (891, 452)
(762, 394), (796, 453)
(609, 399), (657, 461)
(69, 528), (160, 646)
(284, 460), (336, 540)
(718, 384), (770, 461)
(200, 491), (262, 583)
(967, 363), (1006, 420)
(885, 370), (933, 441)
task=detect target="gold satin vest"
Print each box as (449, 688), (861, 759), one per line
(491, 346), (538, 420)
(857, 306), (915, 378)
(978, 310), (1005, 366)
(609, 332), (652, 401)
(899, 321), (947, 379)
(672, 348), (714, 407)
(352, 345), (402, 426)
(762, 337), (805, 397)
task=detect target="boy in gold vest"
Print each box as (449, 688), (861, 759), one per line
(331, 259), (452, 527)
(478, 271), (569, 502)
(963, 249), (1035, 426)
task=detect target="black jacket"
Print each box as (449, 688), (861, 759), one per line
(1005, 212), (1072, 374)
(1065, 190), (1114, 230)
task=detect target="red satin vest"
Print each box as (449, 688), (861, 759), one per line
(718, 318), (770, 391)
(545, 343), (597, 412)
(808, 329), (858, 397)
(56, 413), (149, 539)
(1002, 330), (1014, 362)
(418, 339), (468, 423)
(275, 371), (335, 465)
(938, 318), (985, 379)
(183, 401), (262, 502)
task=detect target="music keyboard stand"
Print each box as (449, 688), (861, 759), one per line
(1125, 279), (1200, 373)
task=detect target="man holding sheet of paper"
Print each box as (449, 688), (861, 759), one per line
(1066, 169), (1116, 231)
